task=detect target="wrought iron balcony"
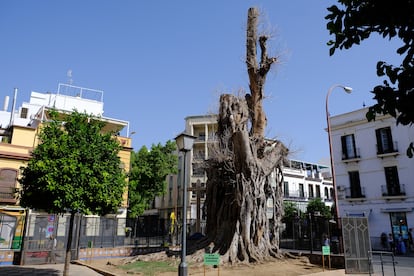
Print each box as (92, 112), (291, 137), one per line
(284, 191), (307, 200)
(345, 187), (366, 199)
(342, 148), (361, 161)
(376, 141), (399, 155)
(381, 184), (406, 197)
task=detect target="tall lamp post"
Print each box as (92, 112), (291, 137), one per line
(326, 84), (352, 224)
(175, 132), (196, 276)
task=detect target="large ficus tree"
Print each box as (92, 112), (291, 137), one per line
(326, 0), (414, 156)
(19, 110), (127, 276)
(128, 141), (178, 218)
(198, 8), (288, 263)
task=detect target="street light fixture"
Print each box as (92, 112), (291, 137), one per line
(175, 132), (196, 276)
(326, 84), (352, 225)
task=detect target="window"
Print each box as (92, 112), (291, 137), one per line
(283, 181), (289, 197)
(308, 184), (314, 198)
(197, 132), (206, 141)
(20, 107), (28, 119)
(299, 184), (304, 198)
(192, 163), (204, 176)
(191, 182), (197, 199)
(348, 171), (363, 198)
(341, 134), (358, 159)
(376, 127), (395, 154)
(315, 185), (321, 198)
(168, 176), (173, 203)
(383, 166), (402, 196)
(0, 168), (17, 203)
(390, 212), (408, 241)
(324, 187), (329, 199)
(168, 187), (173, 203)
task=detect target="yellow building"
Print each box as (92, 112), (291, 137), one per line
(0, 84), (132, 252)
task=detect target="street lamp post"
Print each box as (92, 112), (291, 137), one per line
(326, 84), (352, 224)
(175, 132), (196, 276)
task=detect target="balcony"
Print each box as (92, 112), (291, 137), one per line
(193, 152), (206, 161)
(345, 187), (366, 201)
(284, 191), (307, 200)
(381, 184), (406, 199)
(194, 135), (206, 143)
(305, 172), (323, 181)
(342, 148), (361, 162)
(377, 142), (399, 158)
(0, 188), (17, 204)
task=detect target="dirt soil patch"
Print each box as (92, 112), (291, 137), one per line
(83, 251), (330, 276)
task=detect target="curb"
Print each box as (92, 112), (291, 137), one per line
(72, 260), (117, 276)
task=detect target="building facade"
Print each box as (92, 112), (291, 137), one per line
(0, 83), (132, 252)
(331, 107), (414, 248)
(282, 159), (334, 213)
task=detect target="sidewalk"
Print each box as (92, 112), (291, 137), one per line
(0, 262), (105, 276)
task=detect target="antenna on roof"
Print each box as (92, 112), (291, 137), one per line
(67, 69), (73, 85)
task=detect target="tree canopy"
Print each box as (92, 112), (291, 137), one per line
(326, 0), (414, 156)
(19, 110), (127, 215)
(19, 110), (127, 275)
(306, 198), (331, 219)
(128, 141), (178, 218)
(282, 201), (300, 222)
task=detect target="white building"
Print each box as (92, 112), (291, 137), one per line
(283, 159), (334, 213)
(331, 107), (414, 248)
(0, 83), (130, 138)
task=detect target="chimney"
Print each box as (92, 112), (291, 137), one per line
(9, 88), (17, 127)
(3, 96), (9, 111)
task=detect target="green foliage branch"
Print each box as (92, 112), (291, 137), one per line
(128, 141), (178, 218)
(326, 0), (414, 157)
(306, 198), (332, 219)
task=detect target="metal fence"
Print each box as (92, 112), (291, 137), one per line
(279, 216), (343, 254)
(20, 213), (173, 265)
(19, 212), (348, 265)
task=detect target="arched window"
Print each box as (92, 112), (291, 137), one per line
(0, 168), (18, 203)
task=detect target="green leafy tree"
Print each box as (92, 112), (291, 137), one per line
(128, 141), (178, 218)
(306, 198), (331, 219)
(326, 1), (414, 156)
(19, 110), (127, 276)
(282, 201), (300, 222)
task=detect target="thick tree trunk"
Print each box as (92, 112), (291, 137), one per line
(203, 7), (287, 264)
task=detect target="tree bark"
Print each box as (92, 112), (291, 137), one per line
(202, 7), (287, 264)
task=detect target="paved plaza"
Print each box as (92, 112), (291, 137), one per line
(0, 263), (104, 276)
(0, 254), (413, 275)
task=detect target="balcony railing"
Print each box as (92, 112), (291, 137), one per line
(0, 190), (17, 204)
(284, 191), (307, 199)
(345, 187), (366, 199)
(381, 184), (406, 197)
(376, 141), (399, 155)
(193, 153), (205, 161)
(342, 148), (361, 161)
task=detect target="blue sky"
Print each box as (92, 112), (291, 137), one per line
(0, 1), (402, 164)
